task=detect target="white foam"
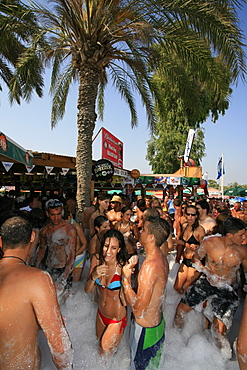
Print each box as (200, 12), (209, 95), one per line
(39, 253), (240, 369)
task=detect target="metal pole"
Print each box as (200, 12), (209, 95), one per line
(221, 153), (224, 199)
(92, 127), (103, 143)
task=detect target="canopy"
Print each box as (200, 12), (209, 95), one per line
(134, 190), (155, 196)
(224, 186), (247, 197)
(107, 189), (123, 194)
(0, 132), (33, 166)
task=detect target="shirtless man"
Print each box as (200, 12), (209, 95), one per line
(81, 197), (97, 242)
(135, 198), (146, 229)
(0, 215), (73, 370)
(107, 195), (123, 227)
(36, 199), (77, 303)
(174, 217), (247, 356)
(66, 193), (77, 218)
(141, 207), (173, 256)
(122, 216), (170, 369)
(232, 201), (244, 219)
(196, 199), (216, 235)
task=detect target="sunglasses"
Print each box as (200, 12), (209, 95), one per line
(181, 207), (186, 209)
(186, 213), (197, 216)
(46, 199), (63, 208)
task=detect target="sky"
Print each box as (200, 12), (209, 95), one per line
(0, 3), (247, 187)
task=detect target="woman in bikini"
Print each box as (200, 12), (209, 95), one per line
(174, 205), (205, 294)
(89, 215), (110, 257)
(174, 202), (188, 263)
(115, 206), (139, 290)
(114, 206), (139, 256)
(85, 229), (130, 354)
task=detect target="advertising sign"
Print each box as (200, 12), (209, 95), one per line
(102, 128), (123, 168)
(92, 159), (115, 181)
(0, 132), (33, 166)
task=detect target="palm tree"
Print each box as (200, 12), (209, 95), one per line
(15, 0), (246, 211)
(0, 0), (44, 103)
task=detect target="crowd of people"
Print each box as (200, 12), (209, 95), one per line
(0, 190), (247, 369)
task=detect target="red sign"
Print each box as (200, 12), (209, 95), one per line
(102, 128), (123, 168)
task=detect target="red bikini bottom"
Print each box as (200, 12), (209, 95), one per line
(98, 309), (127, 334)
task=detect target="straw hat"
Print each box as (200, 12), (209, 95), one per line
(111, 195), (122, 203)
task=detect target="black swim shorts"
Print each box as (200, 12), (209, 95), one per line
(181, 274), (239, 329)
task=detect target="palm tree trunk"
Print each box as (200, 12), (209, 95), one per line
(76, 66), (99, 212)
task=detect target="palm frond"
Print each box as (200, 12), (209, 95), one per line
(50, 62), (75, 127)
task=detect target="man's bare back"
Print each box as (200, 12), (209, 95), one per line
(123, 217), (170, 326)
(135, 249), (168, 327)
(0, 264), (72, 369)
(122, 217), (170, 369)
(0, 215), (73, 369)
(199, 215), (216, 235)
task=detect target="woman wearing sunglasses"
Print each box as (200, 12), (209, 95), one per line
(174, 205), (205, 294)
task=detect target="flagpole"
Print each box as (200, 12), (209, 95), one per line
(221, 153), (224, 199)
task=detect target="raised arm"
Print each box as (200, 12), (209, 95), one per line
(84, 254), (107, 294)
(122, 258), (157, 319)
(192, 238), (209, 273)
(32, 271), (73, 369)
(131, 222), (140, 242)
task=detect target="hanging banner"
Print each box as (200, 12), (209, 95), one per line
(182, 177), (200, 186)
(167, 177), (181, 185)
(154, 176), (167, 184)
(61, 168), (69, 176)
(2, 162), (14, 172)
(26, 165), (34, 173)
(136, 176), (154, 185)
(45, 166), (53, 174)
(0, 132), (33, 166)
(184, 129), (195, 163)
(102, 127), (123, 168)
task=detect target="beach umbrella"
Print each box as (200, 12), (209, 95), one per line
(224, 186), (247, 197)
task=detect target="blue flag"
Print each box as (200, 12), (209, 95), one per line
(216, 157), (225, 179)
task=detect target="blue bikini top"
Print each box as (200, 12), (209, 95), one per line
(95, 268), (122, 291)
